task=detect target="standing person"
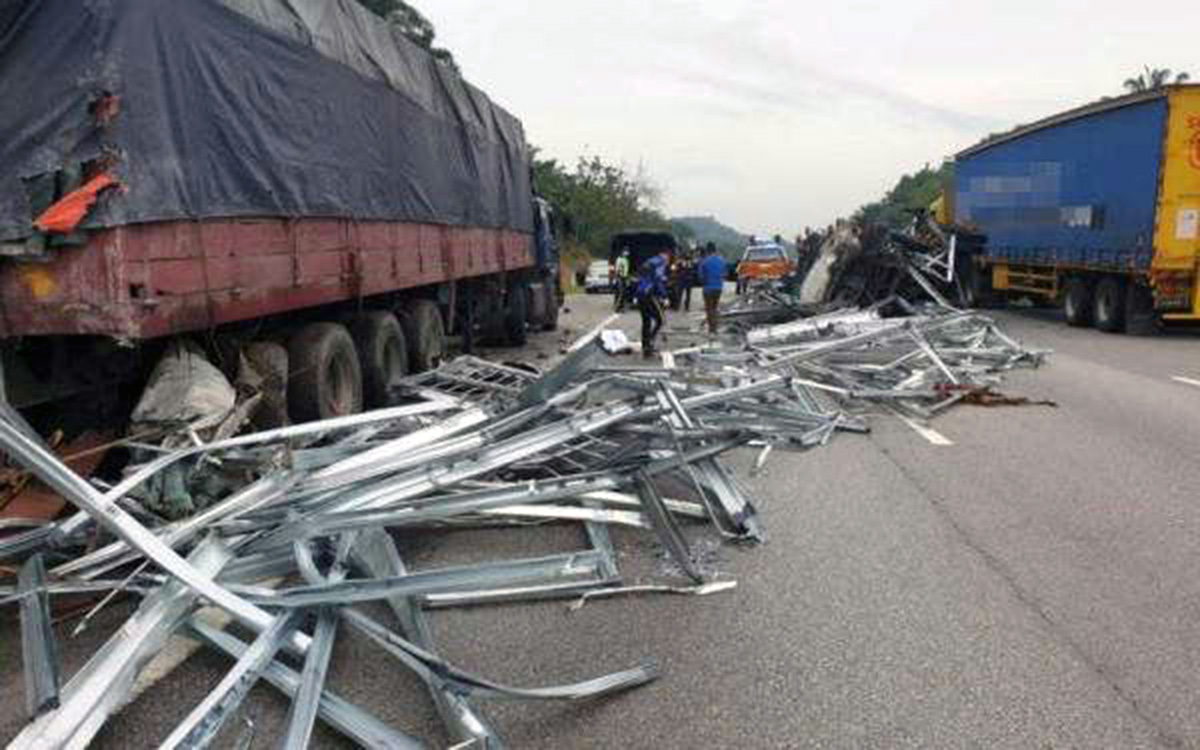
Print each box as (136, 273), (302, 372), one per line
(669, 253), (694, 312)
(679, 253), (695, 312)
(614, 248), (632, 311)
(697, 242), (727, 336)
(636, 248), (670, 357)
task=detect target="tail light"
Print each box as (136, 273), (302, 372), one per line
(1150, 270), (1195, 311)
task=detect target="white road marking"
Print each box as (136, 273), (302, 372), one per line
(894, 412), (955, 446)
(1172, 376), (1200, 389)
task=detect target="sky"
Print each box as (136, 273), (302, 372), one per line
(423, 0), (1195, 238)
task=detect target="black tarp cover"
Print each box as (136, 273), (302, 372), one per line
(0, 0), (533, 242)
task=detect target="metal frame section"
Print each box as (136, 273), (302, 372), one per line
(392, 356), (541, 407)
(188, 621), (425, 750)
(633, 471), (705, 584)
(654, 383), (763, 542)
(342, 608), (659, 702)
(516, 338), (604, 408)
(10, 539), (234, 750)
(352, 529), (505, 748)
(158, 610), (306, 749)
(568, 581), (739, 611)
(266, 474), (626, 543)
(275, 606), (338, 750)
(245, 553), (608, 609)
(17, 554), (60, 719)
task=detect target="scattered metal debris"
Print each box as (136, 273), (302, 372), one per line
(568, 580), (738, 611)
(0, 288), (1046, 747)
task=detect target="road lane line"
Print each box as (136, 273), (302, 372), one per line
(1172, 376), (1200, 389)
(893, 411), (955, 446)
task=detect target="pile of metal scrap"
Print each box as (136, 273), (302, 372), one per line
(719, 216), (980, 337)
(717, 286), (812, 333)
(0, 328), (799, 748)
(787, 214), (985, 313)
(691, 305), (1046, 428)
(0, 292), (1046, 747)
(704, 215), (1045, 427)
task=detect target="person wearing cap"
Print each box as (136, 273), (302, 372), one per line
(635, 248), (670, 357)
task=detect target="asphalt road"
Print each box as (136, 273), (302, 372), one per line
(3, 296), (1200, 748)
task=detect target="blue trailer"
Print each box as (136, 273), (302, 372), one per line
(954, 86), (1200, 332)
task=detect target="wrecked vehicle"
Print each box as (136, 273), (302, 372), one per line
(736, 243), (795, 289)
(794, 216), (980, 312)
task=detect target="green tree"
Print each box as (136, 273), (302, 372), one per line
(356, 0), (458, 72)
(532, 151), (673, 258)
(1123, 65), (1190, 93)
(855, 163), (953, 229)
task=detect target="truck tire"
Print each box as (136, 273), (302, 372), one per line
(1124, 282), (1159, 336)
(350, 312), (408, 409)
(504, 281), (529, 347)
(1063, 277), (1093, 327)
(243, 341), (289, 430)
(541, 281), (560, 331)
(963, 261), (999, 309)
(399, 299), (445, 373)
(1093, 276), (1126, 333)
(288, 322), (363, 423)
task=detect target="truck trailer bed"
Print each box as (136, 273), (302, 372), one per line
(0, 219), (532, 340)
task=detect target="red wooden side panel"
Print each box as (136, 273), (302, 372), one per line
(0, 218), (534, 340)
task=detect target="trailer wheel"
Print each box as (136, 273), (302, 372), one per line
(541, 282), (560, 331)
(288, 323), (363, 423)
(351, 312), (408, 408)
(964, 261), (1003, 309)
(1124, 283), (1159, 336)
(1063, 278), (1094, 327)
(400, 299), (445, 373)
(1094, 276), (1126, 333)
(504, 282), (529, 347)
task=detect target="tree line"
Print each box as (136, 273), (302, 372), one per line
(854, 163), (951, 230)
(532, 153), (681, 262)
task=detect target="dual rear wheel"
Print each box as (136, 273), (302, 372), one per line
(287, 302), (447, 423)
(1063, 275), (1156, 334)
(282, 282), (549, 423)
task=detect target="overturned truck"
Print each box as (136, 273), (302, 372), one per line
(0, 0), (560, 424)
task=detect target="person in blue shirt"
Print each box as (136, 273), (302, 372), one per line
(697, 242), (727, 335)
(635, 248), (670, 357)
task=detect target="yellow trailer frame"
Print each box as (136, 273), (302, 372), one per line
(1152, 86), (1200, 320)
